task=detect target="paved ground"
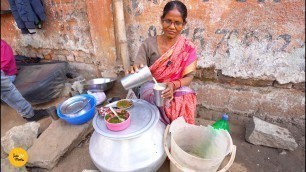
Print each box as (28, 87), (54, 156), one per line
(1, 80), (305, 172)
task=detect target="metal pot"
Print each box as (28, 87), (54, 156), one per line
(89, 99), (166, 172)
(81, 78), (116, 92)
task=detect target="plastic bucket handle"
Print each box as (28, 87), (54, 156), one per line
(163, 125), (236, 172)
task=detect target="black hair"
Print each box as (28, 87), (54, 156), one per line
(161, 1), (188, 23)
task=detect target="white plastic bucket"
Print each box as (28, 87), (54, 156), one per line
(163, 118), (236, 172)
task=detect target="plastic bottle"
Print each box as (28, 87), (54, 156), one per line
(212, 114), (230, 132)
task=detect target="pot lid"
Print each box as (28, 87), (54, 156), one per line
(92, 99), (160, 140)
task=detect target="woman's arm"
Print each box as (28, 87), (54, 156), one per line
(162, 60), (197, 99)
(125, 42), (148, 75)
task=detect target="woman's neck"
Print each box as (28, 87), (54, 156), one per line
(160, 34), (179, 47)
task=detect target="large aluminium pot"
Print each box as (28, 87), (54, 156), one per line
(89, 99), (166, 172)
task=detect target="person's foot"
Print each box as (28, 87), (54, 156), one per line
(24, 106), (56, 121)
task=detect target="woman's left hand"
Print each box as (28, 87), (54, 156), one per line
(161, 82), (174, 100)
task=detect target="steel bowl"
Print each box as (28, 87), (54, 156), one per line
(57, 94), (96, 125)
(81, 78), (116, 92)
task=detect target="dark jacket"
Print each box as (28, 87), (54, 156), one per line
(8, 0), (46, 29)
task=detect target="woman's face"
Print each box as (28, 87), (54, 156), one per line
(161, 8), (185, 39)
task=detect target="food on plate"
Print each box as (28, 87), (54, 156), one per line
(116, 99), (133, 109)
(105, 109), (129, 124)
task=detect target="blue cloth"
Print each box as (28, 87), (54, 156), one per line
(8, 0), (46, 29)
(1, 70), (34, 118)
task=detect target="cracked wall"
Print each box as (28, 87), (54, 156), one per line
(1, 0), (118, 77)
(124, 0), (305, 123)
(124, 0), (305, 84)
(1, 0), (305, 122)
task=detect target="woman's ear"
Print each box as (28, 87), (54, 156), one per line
(160, 17), (163, 25)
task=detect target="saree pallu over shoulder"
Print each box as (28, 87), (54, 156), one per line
(149, 36), (197, 82)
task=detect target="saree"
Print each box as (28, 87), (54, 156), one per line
(139, 36), (197, 124)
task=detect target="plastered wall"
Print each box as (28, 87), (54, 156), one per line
(1, 0), (305, 124)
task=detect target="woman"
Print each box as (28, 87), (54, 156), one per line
(127, 1), (197, 124)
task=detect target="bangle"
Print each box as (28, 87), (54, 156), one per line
(178, 79), (181, 88)
(170, 81), (176, 89)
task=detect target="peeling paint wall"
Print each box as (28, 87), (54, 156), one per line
(1, 0), (305, 123)
(1, 0), (118, 76)
(124, 0), (305, 84)
(123, 0), (305, 124)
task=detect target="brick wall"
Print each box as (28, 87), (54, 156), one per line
(1, 0), (304, 124)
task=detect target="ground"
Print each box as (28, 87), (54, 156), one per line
(1, 81), (305, 172)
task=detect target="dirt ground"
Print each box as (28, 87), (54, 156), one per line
(1, 81), (305, 172)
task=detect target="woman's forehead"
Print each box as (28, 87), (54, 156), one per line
(163, 8), (183, 21)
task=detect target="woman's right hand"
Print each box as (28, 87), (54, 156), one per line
(125, 64), (144, 75)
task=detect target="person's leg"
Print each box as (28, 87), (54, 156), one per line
(1, 70), (34, 118)
(8, 75), (16, 83)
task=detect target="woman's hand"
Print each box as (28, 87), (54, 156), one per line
(161, 82), (175, 100)
(125, 64), (144, 75)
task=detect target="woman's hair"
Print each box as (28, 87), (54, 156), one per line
(161, 1), (188, 23)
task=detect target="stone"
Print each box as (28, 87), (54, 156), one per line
(192, 81), (305, 120)
(82, 170), (99, 172)
(67, 54), (75, 62)
(1, 158), (27, 172)
(1, 122), (40, 154)
(1, 146), (8, 159)
(280, 150), (287, 155)
(60, 83), (73, 97)
(26, 119), (93, 169)
(245, 116), (298, 151)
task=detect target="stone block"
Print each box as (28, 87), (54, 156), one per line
(203, 67), (218, 81)
(191, 82), (230, 111)
(1, 122), (40, 154)
(1, 146), (8, 159)
(75, 56), (85, 62)
(217, 71), (274, 87)
(26, 120), (93, 169)
(192, 82), (305, 120)
(227, 91), (261, 114)
(43, 54), (52, 60)
(245, 116), (298, 151)
(57, 55), (66, 61)
(84, 57), (93, 64)
(67, 54), (75, 62)
(197, 107), (221, 120)
(272, 81), (293, 89)
(293, 82), (305, 91)
(195, 69), (203, 79)
(1, 158), (27, 172)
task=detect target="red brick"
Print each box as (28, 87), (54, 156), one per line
(43, 54), (52, 60)
(227, 90), (261, 114)
(192, 82), (230, 111)
(192, 81), (305, 120)
(66, 54), (75, 62)
(75, 56), (84, 63)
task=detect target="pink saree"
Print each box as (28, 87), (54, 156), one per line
(139, 36), (197, 124)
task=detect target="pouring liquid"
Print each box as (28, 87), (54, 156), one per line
(153, 77), (165, 90)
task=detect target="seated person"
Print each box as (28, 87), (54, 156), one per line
(126, 1), (197, 124)
(1, 39), (55, 121)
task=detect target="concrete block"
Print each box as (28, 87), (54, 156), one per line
(1, 158), (27, 172)
(26, 119), (93, 169)
(245, 116), (298, 151)
(1, 122), (40, 154)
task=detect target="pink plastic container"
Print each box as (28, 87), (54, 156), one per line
(104, 110), (131, 131)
